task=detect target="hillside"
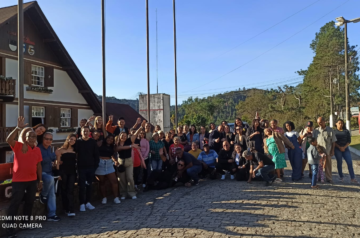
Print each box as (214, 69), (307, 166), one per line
(97, 95), (139, 112)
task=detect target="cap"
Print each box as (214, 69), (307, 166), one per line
(306, 121), (313, 127)
(242, 150), (251, 158)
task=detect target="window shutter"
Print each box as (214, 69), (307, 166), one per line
(71, 108), (78, 128)
(28, 105), (32, 127)
(0, 57), (4, 76)
(44, 67), (54, 87)
(24, 61), (32, 85)
(45, 106), (54, 127)
(54, 107), (60, 128)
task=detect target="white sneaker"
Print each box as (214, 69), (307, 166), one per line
(142, 184), (146, 188)
(274, 178), (282, 183)
(85, 202), (95, 210)
(221, 175), (226, 180)
(230, 175), (235, 180)
(68, 213), (75, 217)
(80, 204), (85, 212)
(120, 196), (126, 200)
(132, 196), (137, 199)
(102, 198), (107, 204)
(114, 197), (121, 204)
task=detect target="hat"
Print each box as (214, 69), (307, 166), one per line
(152, 132), (159, 138)
(306, 121), (313, 128)
(242, 150), (252, 158)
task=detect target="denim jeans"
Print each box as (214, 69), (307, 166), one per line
(41, 172), (56, 217)
(256, 164), (275, 182)
(78, 168), (95, 205)
(334, 147), (355, 179)
(311, 164), (319, 186)
(186, 164), (202, 183)
(151, 159), (163, 171)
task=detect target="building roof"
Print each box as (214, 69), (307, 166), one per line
(106, 102), (146, 127)
(0, 1), (102, 114)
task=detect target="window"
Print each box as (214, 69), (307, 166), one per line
(31, 65), (44, 87)
(60, 108), (71, 127)
(32, 106), (45, 125)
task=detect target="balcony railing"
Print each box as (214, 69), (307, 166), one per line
(0, 127), (15, 144)
(0, 76), (16, 96)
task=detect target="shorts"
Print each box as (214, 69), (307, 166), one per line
(95, 159), (115, 175)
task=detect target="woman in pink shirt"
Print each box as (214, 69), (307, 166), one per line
(139, 131), (150, 186)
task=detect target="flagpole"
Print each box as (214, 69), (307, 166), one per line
(173, 0), (178, 128)
(18, 0), (24, 117)
(146, 0), (150, 123)
(101, 0), (106, 132)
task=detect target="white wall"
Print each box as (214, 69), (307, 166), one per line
(5, 104), (18, 127)
(78, 109), (94, 123)
(6, 59), (88, 104)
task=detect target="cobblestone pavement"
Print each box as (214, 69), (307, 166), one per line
(18, 154), (360, 238)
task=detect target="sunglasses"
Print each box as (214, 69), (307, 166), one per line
(177, 163), (184, 167)
(44, 138), (53, 141)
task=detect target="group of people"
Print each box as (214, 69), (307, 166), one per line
(5, 114), (357, 237)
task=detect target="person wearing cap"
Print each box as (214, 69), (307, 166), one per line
(299, 121), (314, 177)
(197, 143), (218, 179)
(243, 150), (276, 186)
(313, 117), (337, 183)
(149, 132), (167, 172)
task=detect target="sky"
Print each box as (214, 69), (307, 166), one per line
(1, 0), (360, 105)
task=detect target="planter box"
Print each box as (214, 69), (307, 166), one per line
(26, 86), (53, 94)
(56, 128), (76, 133)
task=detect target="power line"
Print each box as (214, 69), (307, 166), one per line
(187, 0), (322, 73)
(174, 80), (303, 98)
(193, 0), (351, 90)
(183, 75), (303, 93)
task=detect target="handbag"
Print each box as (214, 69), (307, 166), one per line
(160, 154), (167, 162)
(117, 158), (126, 173)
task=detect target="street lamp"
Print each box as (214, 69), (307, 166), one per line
(335, 16), (360, 130)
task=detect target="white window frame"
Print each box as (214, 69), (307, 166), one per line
(60, 108), (71, 127)
(32, 106), (45, 118)
(31, 65), (45, 87)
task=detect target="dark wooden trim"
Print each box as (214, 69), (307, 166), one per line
(0, 50), (62, 68)
(43, 39), (56, 43)
(12, 98), (90, 107)
(78, 90), (91, 93)
(0, 103), (4, 127)
(0, 56), (5, 76)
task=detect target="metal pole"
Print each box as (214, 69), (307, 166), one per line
(173, 0), (178, 128)
(344, 22), (350, 130)
(329, 71), (333, 127)
(101, 0), (106, 135)
(146, 0), (150, 123)
(156, 9), (158, 94)
(17, 0), (24, 117)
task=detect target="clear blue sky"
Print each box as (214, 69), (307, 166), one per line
(2, 0), (360, 105)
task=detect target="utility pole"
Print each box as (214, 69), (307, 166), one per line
(324, 65), (336, 127)
(17, 0), (24, 117)
(101, 0), (106, 136)
(173, 0), (178, 128)
(156, 8), (158, 94)
(146, 0), (150, 123)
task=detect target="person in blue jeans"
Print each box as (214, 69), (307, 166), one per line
(149, 133), (167, 171)
(175, 148), (202, 186)
(38, 132), (60, 221)
(242, 150), (276, 186)
(334, 119), (358, 183)
(307, 137), (322, 189)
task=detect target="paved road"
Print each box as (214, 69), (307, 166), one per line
(18, 154), (360, 238)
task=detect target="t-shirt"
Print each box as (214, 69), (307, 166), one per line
(149, 140), (165, 161)
(271, 126), (284, 134)
(247, 152), (275, 167)
(11, 141), (42, 182)
(189, 149), (202, 159)
(180, 152), (202, 166)
(118, 138), (133, 159)
(334, 129), (351, 147)
(307, 144), (321, 165)
(38, 144), (56, 174)
(197, 150), (218, 168)
(169, 144), (184, 158)
(313, 126), (337, 155)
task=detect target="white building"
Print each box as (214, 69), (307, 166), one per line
(0, 2), (101, 163)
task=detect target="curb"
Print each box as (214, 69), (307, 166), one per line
(349, 146), (360, 157)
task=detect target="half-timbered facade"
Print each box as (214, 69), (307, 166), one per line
(0, 1), (101, 163)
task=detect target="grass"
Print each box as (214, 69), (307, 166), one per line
(350, 135), (360, 150)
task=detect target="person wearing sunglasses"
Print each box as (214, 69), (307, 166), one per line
(216, 141), (237, 180)
(38, 132), (60, 221)
(175, 148), (202, 186)
(174, 160), (192, 187)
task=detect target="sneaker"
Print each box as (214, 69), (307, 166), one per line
(67, 213), (76, 217)
(271, 176), (277, 183)
(132, 196), (137, 200)
(142, 184), (146, 188)
(85, 202), (95, 210)
(120, 196), (126, 200)
(274, 178), (282, 183)
(39, 195), (47, 205)
(47, 216), (60, 222)
(102, 198), (107, 204)
(351, 179), (359, 184)
(339, 177), (344, 182)
(114, 197), (121, 204)
(230, 175), (235, 180)
(265, 181), (272, 186)
(221, 175), (226, 180)
(80, 204), (86, 212)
